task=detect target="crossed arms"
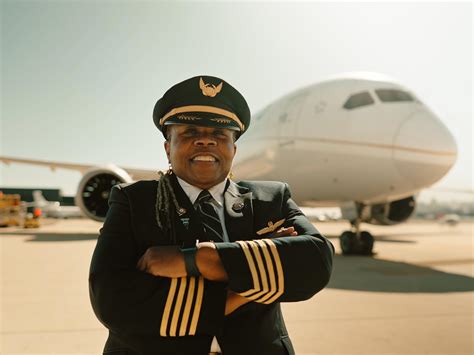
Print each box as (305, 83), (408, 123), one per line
(136, 227), (298, 315)
(89, 183), (334, 336)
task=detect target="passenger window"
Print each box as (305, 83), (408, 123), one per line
(375, 89), (414, 102)
(343, 92), (375, 109)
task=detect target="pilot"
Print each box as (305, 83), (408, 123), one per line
(89, 75), (335, 355)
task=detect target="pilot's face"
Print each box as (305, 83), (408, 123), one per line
(164, 124), (237, 190)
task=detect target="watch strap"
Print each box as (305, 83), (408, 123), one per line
(181, 247), (201, 277)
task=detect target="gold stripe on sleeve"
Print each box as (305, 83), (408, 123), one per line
(188, 276), (204, 336)
(262, 239), (285, 304)
(254, 239), (277, 303)
(160, 278), (178, 336)
(169, 277), (187, 336)
(236, 241), (261, 297)
(245, 241), (270, 302)
(179, 277), (196, 336)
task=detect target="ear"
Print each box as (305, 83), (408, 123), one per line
(164, 140), (171, 161)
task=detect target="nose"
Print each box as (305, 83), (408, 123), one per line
(194, 135), (217, 146)
(393, 109), (457, 188)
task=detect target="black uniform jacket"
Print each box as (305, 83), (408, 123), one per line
(89, 175), (334, 355)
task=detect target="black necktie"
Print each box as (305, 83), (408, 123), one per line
(194, 190), (223, 241)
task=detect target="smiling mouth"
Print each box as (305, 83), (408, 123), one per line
(191, 155), (217, 162)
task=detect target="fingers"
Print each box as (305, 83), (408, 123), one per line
(136, 256), (144, 270)
(276, 226), (298, 237)
(137, 252), (148, 271)
(267, 226), (298, 239)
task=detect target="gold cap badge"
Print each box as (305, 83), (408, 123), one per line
(199, 77), (223, 97)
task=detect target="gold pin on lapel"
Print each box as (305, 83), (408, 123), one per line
(199, 77), (223, 97)
(177, 207), (187, 216)
(256, 218), (286, 235)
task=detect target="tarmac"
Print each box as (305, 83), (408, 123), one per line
(1, 218), (472, 354)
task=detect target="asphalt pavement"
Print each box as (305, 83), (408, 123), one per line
(1, 218), (472, 354)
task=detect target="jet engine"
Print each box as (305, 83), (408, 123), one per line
(74, 165), (133, 222)
(368, 196), (416, 225)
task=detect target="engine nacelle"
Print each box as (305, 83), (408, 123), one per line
(368, 196), (416, 225)
(74, 165), (133, 222)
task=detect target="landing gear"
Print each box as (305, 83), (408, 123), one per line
(339, 203), (374, 255)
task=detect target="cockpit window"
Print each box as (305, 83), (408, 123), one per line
(375, 89), (414, 102)
(343, 92), (375, 109)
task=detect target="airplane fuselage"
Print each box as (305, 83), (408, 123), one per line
(233, 75), (457, 207)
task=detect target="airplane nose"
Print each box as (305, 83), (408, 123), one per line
(393, 109), (457, 188)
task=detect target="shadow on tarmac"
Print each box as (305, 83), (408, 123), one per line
(25, 233), (99, 242)
(328, 254), (474, 293)
(0, 230), (98, 242)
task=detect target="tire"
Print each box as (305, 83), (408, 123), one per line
(359, 231), (374, 255)
(340, 231), (356, 255)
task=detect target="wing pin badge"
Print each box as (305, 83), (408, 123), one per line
(256, 218), (286, 236)
(199, 77), (223, 97)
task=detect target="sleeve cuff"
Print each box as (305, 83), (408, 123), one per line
(216, 239), (285, 304)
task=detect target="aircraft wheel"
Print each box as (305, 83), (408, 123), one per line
(340, 231), (357, 255)
(359, 231), (374, 255)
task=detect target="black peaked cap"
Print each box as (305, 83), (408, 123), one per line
(153, 75), (251, 139)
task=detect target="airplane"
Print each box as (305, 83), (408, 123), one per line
(437, 213), (461, 226)
(26, 190), (84, 219)
(0, 72), (458, 255)
(300, 207), (342, 222)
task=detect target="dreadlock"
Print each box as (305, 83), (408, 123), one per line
(155, 170), (181, 244)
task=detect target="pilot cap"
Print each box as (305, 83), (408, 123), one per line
(153, 75), (251, 140)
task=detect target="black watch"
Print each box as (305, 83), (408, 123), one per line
(181, 247), (201, 277)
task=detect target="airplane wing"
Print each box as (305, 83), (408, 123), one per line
(0, 156), (159, 180)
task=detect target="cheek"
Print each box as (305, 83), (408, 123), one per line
(169, 142), (188, 165)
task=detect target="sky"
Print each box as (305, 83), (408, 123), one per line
(1, 1), (472, 198)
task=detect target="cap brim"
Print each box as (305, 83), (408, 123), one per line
(163, 112), (242, 131)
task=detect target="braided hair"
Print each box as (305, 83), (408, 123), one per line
(155, 170), (181, 244)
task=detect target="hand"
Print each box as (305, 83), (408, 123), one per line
(225, 290), (252, 316)
(136, 246), (186, 278)
(268, 226), (298, 238)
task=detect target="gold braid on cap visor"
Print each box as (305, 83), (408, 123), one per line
(159, 105), (245, 131)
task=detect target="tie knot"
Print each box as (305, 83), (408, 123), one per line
(196, 190), (213, 204)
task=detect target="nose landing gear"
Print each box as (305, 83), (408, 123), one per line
(339, 204), (375, 255)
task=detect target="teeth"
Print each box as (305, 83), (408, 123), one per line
(193, 155), (216, 162)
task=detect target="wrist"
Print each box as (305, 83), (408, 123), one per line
(196, 244), (228, 282)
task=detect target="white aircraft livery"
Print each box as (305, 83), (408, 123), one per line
(0, 72), (457, 255)
(29, 190), (83, 219)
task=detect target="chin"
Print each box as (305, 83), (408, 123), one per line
(194, 175), (226, 187)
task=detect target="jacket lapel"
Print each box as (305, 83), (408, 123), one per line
(168, 174), (204, 247)
(224, 180), (254, 242)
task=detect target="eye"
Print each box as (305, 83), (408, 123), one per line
(182, 128), (198, 137)
(213, 130), (230, 138)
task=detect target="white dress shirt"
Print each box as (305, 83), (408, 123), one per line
(176, 176), (228, 352)
(177, 176), (230, 242)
